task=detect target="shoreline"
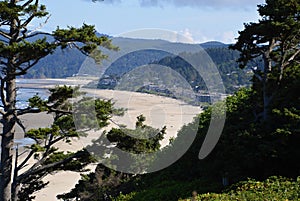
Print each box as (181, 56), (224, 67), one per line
(10, 78), (202, 201)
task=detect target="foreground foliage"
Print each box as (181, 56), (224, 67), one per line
(58, 116), (167, 200)
(18, 86), (121, 200)
(179, 176), (300, 201)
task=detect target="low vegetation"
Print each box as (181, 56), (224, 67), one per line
(179, 176), (300, 201)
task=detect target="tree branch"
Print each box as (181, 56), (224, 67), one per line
(0, 30), (11, 40)
(21, 0), (35, 8)
(20, 0), (39, 29)
(17, 151), (86, 183)
(69, 42), (90, 57)
(0, 20), (10, 27)
(24, 14), (51, 39)
(22, 31), (52, 41)
(0, 109), (6, 116)
(0, 77), (8, 108)
(13, 113), (26, 134)
(48, 108), (72, 115)
(251, 67), (263, 82)
(288, 48), (300, 62)
(14, 58), (43, 76)
(28, 136), (64, 172)
(17, 150), (35, 171)
(17, 107), (41, 116)
(12, 144), (20, 198)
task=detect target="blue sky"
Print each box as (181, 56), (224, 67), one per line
(37, 0), (265, 43)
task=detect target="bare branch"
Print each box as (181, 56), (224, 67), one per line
(18, 150), (29, 158)
(288, 48), (300, 62)
(17, 107), (41, 116)
(12, 144), (20, 195)
(109, 118), (125, 128)
(0, 109), (5, 116)
(0, 30), (11, 40)
(280, 48), (300, 72)
(70, 42), (90, 57)
(20, 0), (39, 29)
(0, 20), (10, 26)
(21, 0), (35, 9)
(14, 59), (42, 76)
(25, 14), (51, 38)
(48, 108), (72, 115)
(17, 150), (35, 171)
(13, 114), (26, 135)
(21, 16), (37, 33)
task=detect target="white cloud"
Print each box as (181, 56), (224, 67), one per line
(179, 28), (195, 43)
(180, 30), (238, 44)
(220, 31), (236, 44)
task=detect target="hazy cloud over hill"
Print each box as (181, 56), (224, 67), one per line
(90, 0), (265, 9)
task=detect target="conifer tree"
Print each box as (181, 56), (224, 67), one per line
(231, 0), (300, 121)
(0, 1), (116, 200)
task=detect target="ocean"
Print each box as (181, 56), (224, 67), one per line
(1, 79), (66, 147)
(16, 87), (49, 109)
(16, 79), (74, 108)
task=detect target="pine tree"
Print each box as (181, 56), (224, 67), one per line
(231, 0), (300, 121)
(0, 1), (116, 200)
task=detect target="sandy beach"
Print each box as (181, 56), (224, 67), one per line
(10, 79), (202, 200)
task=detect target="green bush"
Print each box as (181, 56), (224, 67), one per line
(113, 179), (222, 201)
(179, 176), (300, 201)
(113, 192), (137, 201)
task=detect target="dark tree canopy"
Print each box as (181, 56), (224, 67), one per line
(231, 0), (300, 121)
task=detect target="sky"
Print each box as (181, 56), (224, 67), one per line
(37, 0), (266, 44)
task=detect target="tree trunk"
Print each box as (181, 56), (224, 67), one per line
(12, 145), (20, 201)
(261, 44), (274, 122)
(0, 78), (17, 201)
(11, 184), (20, 201)
(262, 88), (271, 121)
(0, 2), (19, 199)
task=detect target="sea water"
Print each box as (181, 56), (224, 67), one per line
(0, 80), (50, 148)
(16, 79), (50, 108)
(15, 87), (49, 108)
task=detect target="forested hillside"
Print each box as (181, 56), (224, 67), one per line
(25, 48), (85, 78)
(98, 45), (252, 94)
(21, 37), (251, 94)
